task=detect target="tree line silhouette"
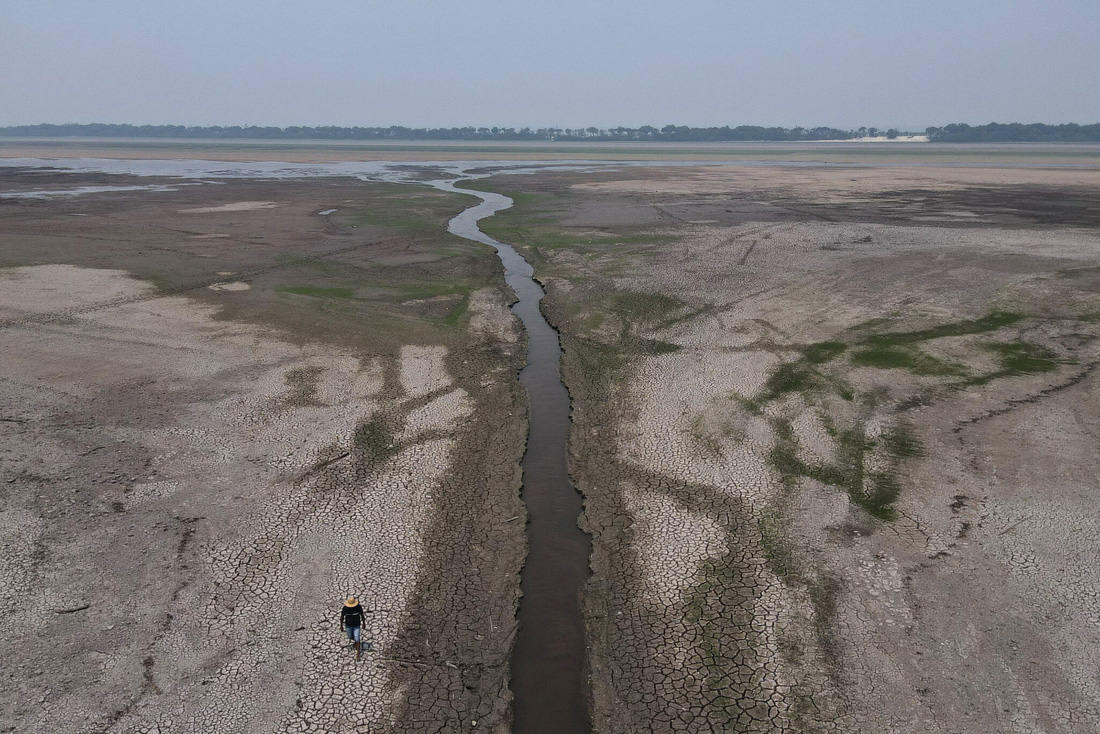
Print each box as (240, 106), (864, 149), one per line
(924, 122), (1100, 142)
(1, 122), (1096, 142)
(0, 123), (859, 141)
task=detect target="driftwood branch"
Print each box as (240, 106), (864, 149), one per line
(54, 604), (91, 614)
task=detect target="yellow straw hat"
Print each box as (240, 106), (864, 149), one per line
(345, 596), (358, 607)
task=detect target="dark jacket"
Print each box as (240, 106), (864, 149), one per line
(341, 603), (364, 628)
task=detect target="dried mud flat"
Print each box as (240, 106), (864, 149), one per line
(0, 171), (527, 733)
(471, 163), (1100, 732)
(4, 157), (1100, 734)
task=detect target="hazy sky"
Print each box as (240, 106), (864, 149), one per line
(2, 1), (1098, 129)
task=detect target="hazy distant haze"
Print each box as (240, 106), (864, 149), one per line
(2, 0), (1098, 129)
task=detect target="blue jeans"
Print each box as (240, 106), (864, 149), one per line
(345, 626), (361, 643)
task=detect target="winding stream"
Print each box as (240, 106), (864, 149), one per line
(434, 178), (592, 734)
(0, 155), (596, 731)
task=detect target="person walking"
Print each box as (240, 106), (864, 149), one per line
(341, 596), (366, 660)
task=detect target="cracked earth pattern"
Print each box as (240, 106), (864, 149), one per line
(6, 163), (1100, 734)
(580, 349), (848, 733)
(526, 166), (1100, 733)
(0, 265), (524, 733)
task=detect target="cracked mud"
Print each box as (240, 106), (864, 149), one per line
(0, 172), (526, 733)
(470, 162), (1100, 733)
(3, 158), (1100, 734)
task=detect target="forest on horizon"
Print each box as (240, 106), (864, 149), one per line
(1, 122), (1098, 143)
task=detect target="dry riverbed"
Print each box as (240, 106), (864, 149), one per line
(470, 163), (1100, 733)
(0, 170), (526, 733)
(4, 156), (1100, 734)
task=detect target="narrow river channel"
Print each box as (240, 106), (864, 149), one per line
(433, 178), (592, 734)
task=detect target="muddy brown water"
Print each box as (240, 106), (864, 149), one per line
(434, 178), (592, 734)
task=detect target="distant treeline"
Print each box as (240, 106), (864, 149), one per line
(0, 122), (871, 142)
(2, 122), (1097, 143)
(925, 123), (1100, 143)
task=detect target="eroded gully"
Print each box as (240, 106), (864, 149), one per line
(432, 178), (592, 734)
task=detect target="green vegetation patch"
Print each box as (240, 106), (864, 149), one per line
(987, 341), (1061, 375)
(482, 218), (669, 258)
(859, 311), (1024, 347)
(802, 341), (846, 364)
(392, 278), (476, 302)
(460, 182), (672, 260)
(345, 187), (472, 233)
(351, 418), (400, 470)
(964, 340), (1065, 386)
(747, 312), (1052, 522)
(455, 182), (545, 210)
(769, 416), (920, 521)
(758, 361), (826, 403)
(274, 253), (352, 278)
(845, 311), (1031, 379)
(283, 365), (324, 407)
(279, 285), (355, 299)
(749, 341), (852, 407)
(272, 234), (492, 331)
(758, 509), (798, 581)
(441, 295), (470, 327)
(881, 420), (923, 460)
(849, 344), (965, 376)
(681, 541), (768, 726)
(638, 338), (682, 355)
(573, 338), (629, 390)
(609, 291), (685, 324)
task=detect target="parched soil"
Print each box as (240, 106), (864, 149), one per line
(5, 157), (1100, 734)
(0, 171), (527, 733)
(469, 164), (1100, 733)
